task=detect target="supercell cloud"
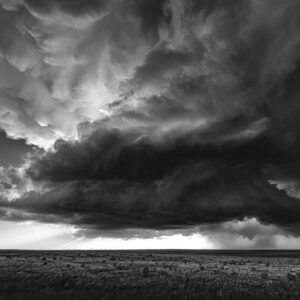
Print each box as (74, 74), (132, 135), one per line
(1, 0), (300, 248)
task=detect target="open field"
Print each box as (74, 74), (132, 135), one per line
(1, 250), (300, 299)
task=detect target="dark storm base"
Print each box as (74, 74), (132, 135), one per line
(1, 250), (300, 299)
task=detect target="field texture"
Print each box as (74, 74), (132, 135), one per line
(0, 250), (300, 299)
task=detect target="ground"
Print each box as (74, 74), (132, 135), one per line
(0, 250), (300, 299)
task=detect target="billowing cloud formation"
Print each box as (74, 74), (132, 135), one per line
(1, 0), (300, 247)
(0, 0), (165, 147)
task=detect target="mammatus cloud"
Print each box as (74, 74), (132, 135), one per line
(1, 0), (300, 248)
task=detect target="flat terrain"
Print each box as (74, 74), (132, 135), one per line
(1, 250), (300, 299)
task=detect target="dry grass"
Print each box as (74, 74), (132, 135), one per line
(0, 250), (300, 299)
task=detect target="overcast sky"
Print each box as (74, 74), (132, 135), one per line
(1, 0), (300, 249)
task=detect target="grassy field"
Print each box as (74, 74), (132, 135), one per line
(0, 250), (300, 299)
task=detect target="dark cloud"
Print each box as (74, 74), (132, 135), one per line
(129, 47), (196, 93)
(0, 130), (37, 167)
(26, 113), (278, 183)
(1, 161), (300, 237)
(125, 0), (170, 36)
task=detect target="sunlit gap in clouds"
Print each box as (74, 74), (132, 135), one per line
(0, 221), (78, 250)
(61, 234), (214, 250)
(0, 220), (213, 250)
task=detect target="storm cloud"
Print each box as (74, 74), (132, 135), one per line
(1, 0), (300, 247)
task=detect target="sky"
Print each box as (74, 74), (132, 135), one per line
(1, 0), (300, 249)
